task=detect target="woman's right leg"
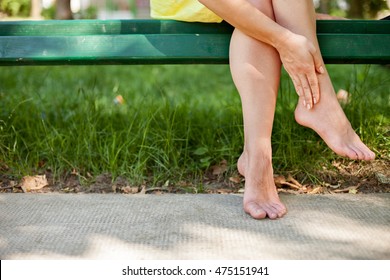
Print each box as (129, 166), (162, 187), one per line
(230, 0), (287, 219)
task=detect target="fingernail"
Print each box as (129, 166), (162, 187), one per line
(303, 100), (306, 107)
(306, 103), (311, 110)
(319, 66), (324, 74)
(313, 97), (317, 104)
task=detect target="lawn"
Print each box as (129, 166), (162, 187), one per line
(0, 64), (389, 194)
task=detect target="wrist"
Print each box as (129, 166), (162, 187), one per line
(273, 29), (294, 51)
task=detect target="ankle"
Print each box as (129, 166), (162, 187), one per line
(250, 143), (272, 157)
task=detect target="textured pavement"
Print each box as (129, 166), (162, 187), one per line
(0, 193), (389, 260)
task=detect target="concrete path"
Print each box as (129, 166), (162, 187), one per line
(0, 193), (389, 259)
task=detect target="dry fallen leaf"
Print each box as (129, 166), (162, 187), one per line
(210, 160), (228, 176)
(20, 175), (48, 193)
(121, 186), (139, 194)
(274, 174), (301, 190)
(309, 186), (323, 194)
(274, 175), (287, 187)
(278, 188), (301, 195)
(139, 185), (146, 195)
(217, 188), (232, 194)
(287, 174), (302, 188)
(10, 180), (18, 188)
(333, 186), (360, 194)
(229, 176), (242, 184)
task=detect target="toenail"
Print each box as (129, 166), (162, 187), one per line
(268, 213), (277, 219)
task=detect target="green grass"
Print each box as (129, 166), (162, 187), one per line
(0, 64), (389, 189)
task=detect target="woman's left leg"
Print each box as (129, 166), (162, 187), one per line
(272, 0), (375, 160)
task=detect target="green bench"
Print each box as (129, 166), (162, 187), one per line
(0, 19), (389, 66)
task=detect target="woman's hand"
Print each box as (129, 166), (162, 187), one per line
(276, 32), (324, 109)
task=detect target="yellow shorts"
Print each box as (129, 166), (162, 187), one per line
(150, 0), (223, 23)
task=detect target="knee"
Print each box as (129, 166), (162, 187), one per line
(247, 0), (272, 11)
(247, 0), (274, 19)
(237, 62), (268, 82)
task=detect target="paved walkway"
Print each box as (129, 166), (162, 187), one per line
(0, 193), (389, 259)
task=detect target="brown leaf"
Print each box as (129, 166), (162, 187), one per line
(20, 175), (48, 193)
(287, 174), (302, 188)
(309, 186), (323, 194)
(10, 180), (18, 188)
(217, 188), (232, 194)
(274, 174), (301, 190)
(121, 186), (139, 194)
(333, 185), (360, 193)
(273, 175), (286, 187)
(278, 188), (300, 195)
(283, 181), (302, 190)
(210, 160), (228, 176)
(229, 176), (242, 184)
(139, 185), (146, 195)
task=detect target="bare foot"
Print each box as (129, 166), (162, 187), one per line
(238, 149), (287, 220)
(294, 74), (375, 161)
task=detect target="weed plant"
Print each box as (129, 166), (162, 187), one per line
(0, 64), (388, 189)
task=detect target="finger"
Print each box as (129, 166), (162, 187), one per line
(291, 77), (302, 97)
(307, 73), (320, 104)
(299, 75), (313, 110)
(309, 44), (325, 74)
(316, 62), (324, 74)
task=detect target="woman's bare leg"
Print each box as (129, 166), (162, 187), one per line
(230, 0), (287, 219)
(230, 0), (374, 220)
(272, 0), (375, 160)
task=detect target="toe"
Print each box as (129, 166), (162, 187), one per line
(263, 205), (279, 220)
(344, 145), (359, 160)
(270, 204), (287, 218)
(244, 202), (267, 219)
(276, 205), (287, 218)
(359, 143), (375, 161)
(353, 146), (365, 160)
(266, 211), (278, 220)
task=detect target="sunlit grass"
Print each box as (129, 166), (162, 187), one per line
(0, 64), (388, 189)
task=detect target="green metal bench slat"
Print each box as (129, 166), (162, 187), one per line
(1, 33), (389, 65)
(0, 19), (234, 36)
(316, 19), (390, 34)
(1, 19), (389, 65)
(0, 19), (388, 36)
(318, 34), (390, 64)
(0, 34), (230, 65)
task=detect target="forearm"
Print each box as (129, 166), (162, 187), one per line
(198, 0), (292, 49)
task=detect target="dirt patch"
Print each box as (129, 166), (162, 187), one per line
(1, 159), (389, 195)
